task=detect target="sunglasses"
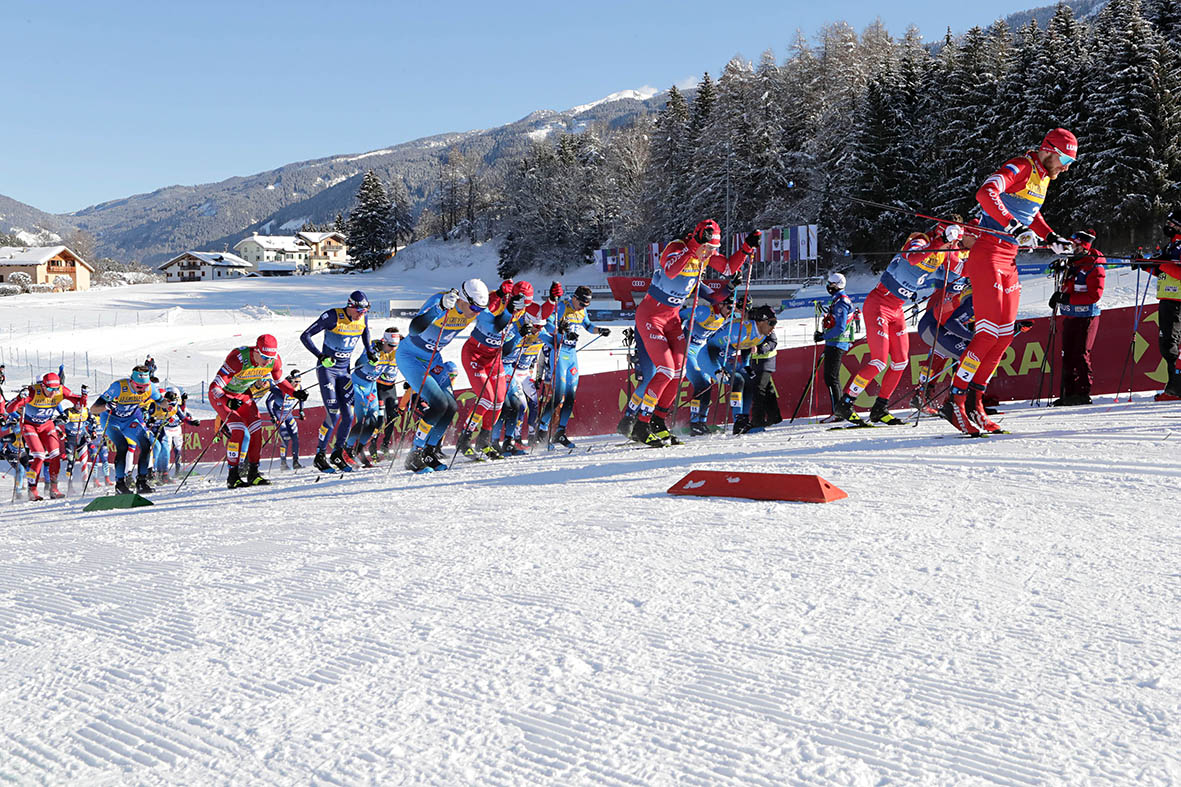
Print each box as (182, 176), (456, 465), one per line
(1052, 146), (1076, 166)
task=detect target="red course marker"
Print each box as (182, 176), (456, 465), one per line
(667, 470), (847, 504)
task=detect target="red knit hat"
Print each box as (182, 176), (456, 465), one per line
(255, 334), (279, 359)
(1040, 128), (1078, 163)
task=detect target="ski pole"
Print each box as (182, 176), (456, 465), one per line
(786, 180), (1016, 242)
(671, 262), (711, 429)
(789, 350), (825, 423)
(914, 262), (954, 426)
(1114, 269), (1153, 402)
(1033, 268), (1065, 406)
(388, 318), (446, 472)
(173, 423), (227, 494)
(725, 254), (756, 428)
(79, 415), (112, 497)
(533, 315), (563, 454)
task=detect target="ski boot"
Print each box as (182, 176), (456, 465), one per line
(27, 484), (43, 502)
(966, 384), (1002, 433)
(650, 415), (682, 445)
(114, 477), (133, 495)
(404, 446), (433, 474)
(475, 431), (504, 459)
(226, 466), (246, 489)
(246, 462), (271, 486)
(732, 414), (752, 435)
(550, 429), (574, 449)
(330, 448), (354, 472)
(939, 389), (981, 436)
(346, 446), (373, 468)
(832, 395), (865, 424)
(424, 444), (449, 471)
(279, 458), (290, 471)
(616, 412), (637, 439)
(631, 419), (666, 448)
(459, 430), (485, 461)
(868, 397), (905, 425)
(291, 457), (303, 470)
(689, 420), (710, 437)
(49, 480), (65, 499)
(313, 451), (336, 473)
(158, 473), (173, 485)
(135, 475), (155, 495)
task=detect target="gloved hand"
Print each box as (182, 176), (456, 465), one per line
(507, 294), (523, 313)
(441, 289), (459, 310)
(1005, 219), (1038, 248)
(226, 397), (242, 411)
(367, 351), (379, 364)
(1046, 232), (1073, 255)
(622, 327), (635, 346)
(1049, 291), (1063, 309)
(597, 326), (610, 337)
(813, 330), (824, 343)
(319, 355), (336, 368)
(549, 281), (563, 301)
(558, 321), (571, 334)
(565, 331), (579, 343)
(293, 388), (309, 402)
(743, 230), (762, 250)
(1016, 320), (1034, 333)
(694, 224), (716, 246)
(191, 419), (202, 426)
(728, 272), (743, 290)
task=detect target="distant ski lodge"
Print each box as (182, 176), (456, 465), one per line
(233, 231), (349, 273)
(0, 245), (93, 291)
(158, 251), (253, 282)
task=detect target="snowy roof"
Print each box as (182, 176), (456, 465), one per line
(158, 251), (253, 271)
(233, 234), (308, 253)
(296, 231), (345, 245)
(255, 261), (299, 272)
(0, 245), (94, 272)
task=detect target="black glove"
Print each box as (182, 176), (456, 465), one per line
(813, 330), (824, 343)
(744, 230), (762, 250)
(292, 388), (309, 402)
(565, 331), (579, 343)
(1016, 320), (1034, 333)
(558, 321), (570, 334)
(367, 351), (379, 364)
(1045, 231), (1073, 255)
(80, 384), (89, 395)
(694, 224), (716, 246)
(622, 327), (635, 346)
(191, 419), (202, 426)
(226, 398), (242, 411)
(507, 295), (522, 313)
(597, 326), (610, 337)
(1049, 292), (1063, 309)
(728, 272), (743, 289)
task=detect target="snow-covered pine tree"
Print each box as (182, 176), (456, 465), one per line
(774, 31), (824, 229)
(387, 178), (415, 252)
(692, 58), (758, 240)
(345, 171), (396, 271)
(641, 85), (691, 242)
(1079, 0), (1172, 245)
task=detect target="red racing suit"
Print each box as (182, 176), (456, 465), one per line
(956, 152), (1059, 390)
(6, 383), (86, 487)
(209, 348), (293, 467)
(633, 236), (749, 422)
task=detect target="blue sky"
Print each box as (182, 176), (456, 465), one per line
(4, 0), (1036, 214)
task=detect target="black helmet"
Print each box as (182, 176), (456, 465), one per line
(751, 305), (777, 323)
(573, 285), (593, 304)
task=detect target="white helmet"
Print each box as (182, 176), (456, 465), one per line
(461, 278), (489, 308)
(826, 272), (847, 290)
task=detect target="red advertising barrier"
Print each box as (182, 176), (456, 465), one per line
(177, 304), (1166, 461)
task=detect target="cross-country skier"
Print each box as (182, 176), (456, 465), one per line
(60, 403), (96, 493)
(535, 285), (608, 449)
(457, 281), (533, 460)
(145, 389), (184, 483)
(343, 328), (401, 468)
(90, 365), (162, 495)
(209, 334), (304, 489)
(5, 373), (87, 500)
(748, 306), (781, 429)
(494, 313), (545, 455)
(622, 222), (754, 446)
(266, 370), (305, 470)
(1149, 210), (1181, 400)
(1050, 229), (1105, 406)
(679, 289), (735, 436)
(727, 305), (777, 434)
(372, 328), (401, 457)
(814, 273), (856, 421)
(301, 290), (371, 471)
(397, 279), (489, 473)
(942, 128), (1078, 433)
(831, 222), (966, 426)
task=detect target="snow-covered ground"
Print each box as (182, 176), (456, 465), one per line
(2, 241), (1178, 783)
(2, 397), (1179, 783)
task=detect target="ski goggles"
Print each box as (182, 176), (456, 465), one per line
(1051, 146), (1076, 166)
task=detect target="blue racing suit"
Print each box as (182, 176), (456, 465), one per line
(301, 307), (370, 452)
